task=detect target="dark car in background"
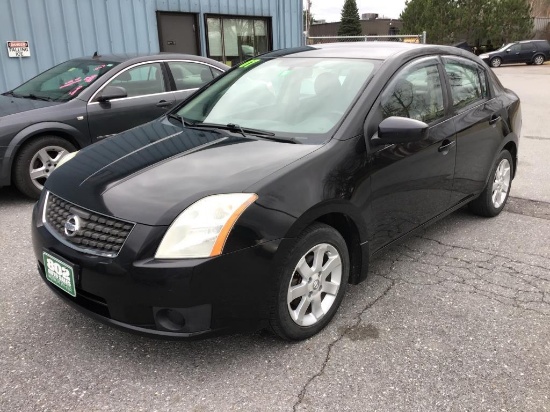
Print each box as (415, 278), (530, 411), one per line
(479, 40), (550, 67)
(0, 53), (227, 198)
(32, 43), (521, 340)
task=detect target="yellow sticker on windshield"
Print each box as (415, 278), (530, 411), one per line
(239, 59), (260, 68)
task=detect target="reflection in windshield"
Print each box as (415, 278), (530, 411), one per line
(10, 59), (119, 102)
(178, 57), (379, 139)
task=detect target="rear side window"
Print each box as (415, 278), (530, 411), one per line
(443, 58), (488, 110)
(521, 42), (534, 51)
(168, 61), (222, 90)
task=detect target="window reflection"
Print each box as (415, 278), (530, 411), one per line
(206, 16), (271, 66)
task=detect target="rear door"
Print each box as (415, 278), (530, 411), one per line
(366, 57), (457, 251)
(519, 42), (536, 63)
(86, 62), (176, 140)
(442, 56), (505, 204)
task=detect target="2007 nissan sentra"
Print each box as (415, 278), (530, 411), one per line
(31, 43), (521, 340)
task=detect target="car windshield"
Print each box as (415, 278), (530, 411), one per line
(11, 59), (120, 102)
(177, 57), (379, 140)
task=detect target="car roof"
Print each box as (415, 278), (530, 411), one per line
(71, 53), (228, 68)
(262, 42), (469, 61)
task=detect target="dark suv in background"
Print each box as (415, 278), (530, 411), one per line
(479, 40), (550, 67)
(0, 53), (227, 198)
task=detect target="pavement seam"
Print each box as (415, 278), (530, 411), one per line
(292, 274), (397, 412)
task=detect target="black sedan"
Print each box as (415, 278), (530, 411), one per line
(32, 43), (521, 340)
(0, 53), (227, 198)
(479, 40), (550, 67)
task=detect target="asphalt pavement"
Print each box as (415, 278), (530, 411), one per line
(1, 64), (549, 412)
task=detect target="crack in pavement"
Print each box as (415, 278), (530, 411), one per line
(292, 273), (397, 412)
(374, 235), (550, 317)
(291, 211), (549, 411)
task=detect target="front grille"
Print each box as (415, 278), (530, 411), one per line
(43, 192), (134, 257)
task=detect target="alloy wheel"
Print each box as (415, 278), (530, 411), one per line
(29, 146), (69, 190)
(286, 243), (342, 327)
(491, 158), (511, 209)
(491, 58), (501, 68)
(534, 55), (544, 65)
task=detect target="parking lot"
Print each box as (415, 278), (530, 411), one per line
(1, 64), (549, 412)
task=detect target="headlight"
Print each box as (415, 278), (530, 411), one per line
(479, 54), (489, 59)
(155, 193), (258, 259)
(56, 150), (79, 168)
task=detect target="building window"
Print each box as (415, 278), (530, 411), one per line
(206, 16), (271, 66)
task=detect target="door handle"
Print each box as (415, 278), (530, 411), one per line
(489, 114), (501, 125)
(156, 100), (172, 108)
(438, 140), (456, 153)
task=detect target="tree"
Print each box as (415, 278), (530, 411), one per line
(338, 0), (362, 36)
(400, 0), (533, 46)
(400, 0), (455, 44)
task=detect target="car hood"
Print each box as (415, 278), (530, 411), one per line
(0, 94), (60, 117)
(46, 118), (319, 225)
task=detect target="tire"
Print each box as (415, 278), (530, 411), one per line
(13, 136), (76, 199)
(269, 223), (350, 340)
(468, 150), (513, 217)
(490, 57), (502, 68)
(533, 54), (545, 65)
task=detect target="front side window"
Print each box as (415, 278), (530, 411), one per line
(206, 16), (270, 66)
(107, 63), (166, 98)
(168, 61), (222, 90)
(11, 59), (119, 101)
(380, 59), (445, 124)
(444, 58), (487, 110)
(177, 57), (379, 139)
(509, 44), (520, 53)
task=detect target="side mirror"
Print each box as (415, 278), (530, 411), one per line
(371, 116), (428, 146)
(506, 49), (511, 53)
(96, 86), (127, 102)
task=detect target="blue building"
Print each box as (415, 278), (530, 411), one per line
(0, 0), (304, 92)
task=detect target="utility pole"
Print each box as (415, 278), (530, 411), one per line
(305, 0), (312, 38)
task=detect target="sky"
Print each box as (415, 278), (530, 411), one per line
(308, 0), (407, 22)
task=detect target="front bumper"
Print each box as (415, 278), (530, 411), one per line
(32, 201), (285, 338)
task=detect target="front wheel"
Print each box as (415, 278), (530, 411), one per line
(468, 150), (513, 217)
(490, 57), (502, 68)
(13, 136), (76, 199)
(269, 223), (349, 340)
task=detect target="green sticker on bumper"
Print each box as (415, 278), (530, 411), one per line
(43, 252), (76, 297)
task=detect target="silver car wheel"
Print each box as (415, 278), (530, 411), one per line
(491, 158), (511, 209)
(287, 243), (342, 327)
(29, 146), (69, 190)
(534, 55), (544, 65)
(491, 57), (501, 67)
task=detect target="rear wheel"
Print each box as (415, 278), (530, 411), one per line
(269, 223), (349, 340)
(13, 136), (76, 199)
(533, 54), (545, 65)
(490, 57), (502, 68)
(468, 150), (513, 217)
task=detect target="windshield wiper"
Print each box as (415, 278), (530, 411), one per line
(184, 122), (300, 144)
(24, 94), (53, 101)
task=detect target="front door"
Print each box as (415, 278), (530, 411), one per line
(87, 62), (176, 140)
(502, 43), (521, 64)
(365, 57), (457, 252)
(157, 12), (199, 55)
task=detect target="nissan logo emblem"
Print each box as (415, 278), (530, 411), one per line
(64, 215), (82, 237)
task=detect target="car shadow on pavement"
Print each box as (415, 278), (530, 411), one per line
(0, 186), (36, 206)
